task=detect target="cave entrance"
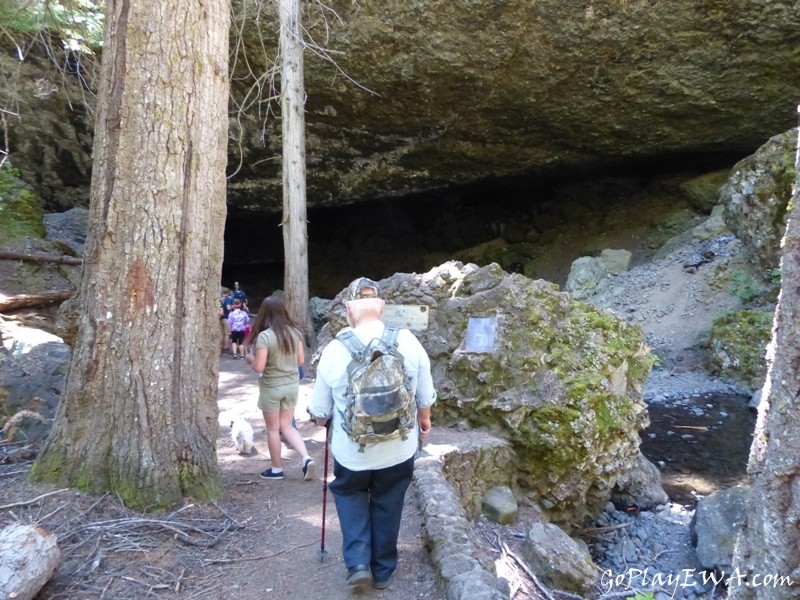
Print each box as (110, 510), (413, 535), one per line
(221, 155), (736, 304)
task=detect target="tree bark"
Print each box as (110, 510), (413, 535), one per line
(30, 0), (231, 509)
(0, 251), (82, 265)
(0, 523), (61, 600)
(0, 289), (75, 312)
(730, 119), (800, 598)
(279, 0), (314, 349)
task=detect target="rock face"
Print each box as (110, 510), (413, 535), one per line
(722, 128), (798, 276)
(318, 261), (654, 526)
(2, 1), (799, 213)
(692, 485), (750, 573)
(707, 309), (773, 392)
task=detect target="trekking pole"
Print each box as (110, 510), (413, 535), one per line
(319, 418), (331, 562)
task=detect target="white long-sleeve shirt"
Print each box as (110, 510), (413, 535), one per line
(310, 319), (436, 470)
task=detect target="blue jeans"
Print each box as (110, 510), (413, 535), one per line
(330, 456), (415, 582)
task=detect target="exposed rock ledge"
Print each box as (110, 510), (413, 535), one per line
(3, 1), (799, 213)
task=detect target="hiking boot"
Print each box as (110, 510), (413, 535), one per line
(302, 458), (315, 481)
(372, 577), (391, 590)
(346, 565), (371, 587)
(259, 468), (284, 480)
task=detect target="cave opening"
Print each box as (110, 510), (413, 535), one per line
(221, 150), (743, 304)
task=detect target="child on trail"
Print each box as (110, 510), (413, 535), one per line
(227, 299), (249, 359)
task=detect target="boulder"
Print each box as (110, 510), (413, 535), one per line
(481, 486), (518, 526)
(707, 309), (773, 392)
(565, 256), (608, 300)
(692, 485), (750, 572)
(44, 207), (88, 257)
(679, 170), (731, 213)
(600, 249), (632, 276)
(0, 339), (70, 424)
(317, 262), (654, 527)
(722, 128), (798, 275)
(610, 451), (668, 510)
(522, 521), (598, 595)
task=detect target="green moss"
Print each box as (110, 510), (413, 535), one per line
(0, 167), (45, 240)
(760, 135), (798, 234)
(28, 449), (64, 484)
(708, 310), (773, 388)
(490, 299), (650, 490)
(75, 470), (92, 492)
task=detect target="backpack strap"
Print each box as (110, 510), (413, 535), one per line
(380, 326), (406, 362)
(381, 326), (399, 349)
(336, 330), (366, 357)
(336, 330), (370, 381)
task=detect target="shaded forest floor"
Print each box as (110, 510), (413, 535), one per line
(0, 354), (444, 600)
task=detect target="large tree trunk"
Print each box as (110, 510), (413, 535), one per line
(730, 121), (800, 598)
(30, 0), (231, 509)
(279, 0), (314, 349)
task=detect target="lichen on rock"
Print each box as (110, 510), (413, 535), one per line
(318, 261), (654, 527)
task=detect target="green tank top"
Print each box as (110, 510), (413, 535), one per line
(256, 328), (299, 386)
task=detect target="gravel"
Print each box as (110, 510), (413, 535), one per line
(581, 230), (758, 599)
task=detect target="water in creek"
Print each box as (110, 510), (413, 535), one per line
(639, 392), (757, 506)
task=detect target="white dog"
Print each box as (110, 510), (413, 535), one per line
(230, 418), (254, 455)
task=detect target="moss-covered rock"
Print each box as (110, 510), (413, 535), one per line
(0, 166), (45, 240)
(722, 128), (798, 276)
(318, 261), (654, 527)
(707, 309), (773, 391)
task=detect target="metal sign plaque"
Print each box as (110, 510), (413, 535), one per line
(382, 304), (430, 330)
(464, 316), (498, 353)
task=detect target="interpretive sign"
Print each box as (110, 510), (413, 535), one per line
(464, 316), (498, 353)
(382, 304), (430, 330)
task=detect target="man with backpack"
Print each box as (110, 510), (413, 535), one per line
(309, 277), (436, 591)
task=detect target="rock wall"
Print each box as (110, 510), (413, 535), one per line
(2, 1), (798, 213)
(722, 128), (798, 276)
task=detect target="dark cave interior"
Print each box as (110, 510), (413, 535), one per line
(221, 150), (744, 304)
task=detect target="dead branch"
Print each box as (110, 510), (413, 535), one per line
(500, 540), (558, 600)
(0, 250), (82, 265)
(0, 488), (70, 511)
(204, 538), (319, 564)
(580, 521), (632, 535)
(0, 289), (76, 312)
(63, 514), (244, 549)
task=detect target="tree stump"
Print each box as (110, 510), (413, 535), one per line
(0, 523), (61, 600)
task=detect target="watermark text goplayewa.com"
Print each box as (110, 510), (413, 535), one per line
(601, 568), (795, 597)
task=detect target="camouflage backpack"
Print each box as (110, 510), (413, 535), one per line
(336, 327), (416, 452)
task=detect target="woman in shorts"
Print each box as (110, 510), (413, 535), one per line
(245, 296), (315, 481)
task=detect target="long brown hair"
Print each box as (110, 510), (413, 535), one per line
(245, 296), (302, 355)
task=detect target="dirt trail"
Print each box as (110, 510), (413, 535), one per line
(0, 354), (444, 600)
(212, 354), (444, 600)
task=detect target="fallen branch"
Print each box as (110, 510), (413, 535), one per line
(580, 521), (632, 535)
(0, 488), (70, 511)
(204, 539), (319, 564)
(0, 250), (82, 265)
(0, 289), (76, 312)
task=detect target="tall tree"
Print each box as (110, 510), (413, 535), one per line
(30, 0), (230, 509)
(730, 120), (800, 598)
(278, 0), (312, 347)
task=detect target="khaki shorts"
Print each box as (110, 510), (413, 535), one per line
(258, 381), (299, 413)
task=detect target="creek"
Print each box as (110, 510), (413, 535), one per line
(640, 391), (756, 506)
